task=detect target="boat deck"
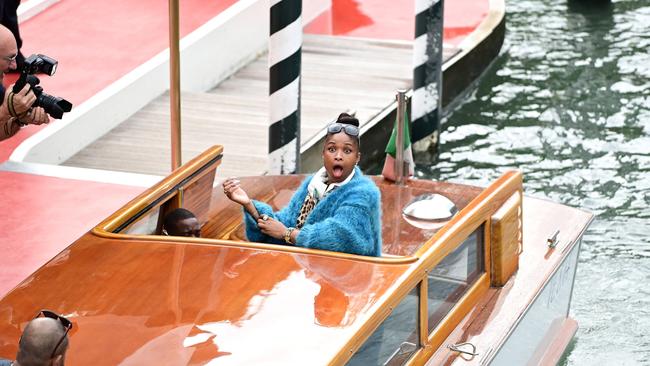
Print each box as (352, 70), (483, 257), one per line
(62, 35), (458, 177)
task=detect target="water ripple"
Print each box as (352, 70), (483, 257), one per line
(415, 0), (650, 362)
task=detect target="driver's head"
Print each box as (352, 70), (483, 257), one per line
(163, 208), (201, 237)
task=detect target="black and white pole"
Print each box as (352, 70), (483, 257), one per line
(412, 0), (444, 152)
(269, 0), (302, 174)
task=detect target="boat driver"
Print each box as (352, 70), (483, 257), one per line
(162, 208), (201, 237)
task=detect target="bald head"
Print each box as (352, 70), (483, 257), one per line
(0, 25), (14, 43)
(0, 24), (18, 75)
(16, 318), (69, 366)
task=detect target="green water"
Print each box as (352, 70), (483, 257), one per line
(416, 0), (650, 364)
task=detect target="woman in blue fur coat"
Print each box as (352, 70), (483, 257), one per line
(223, 113), (382, 257)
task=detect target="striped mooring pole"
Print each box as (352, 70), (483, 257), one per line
(268, 0), (302, 174)
(412, 0), (444, 152)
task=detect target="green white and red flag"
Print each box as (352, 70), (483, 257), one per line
(381, 110), (415, 181)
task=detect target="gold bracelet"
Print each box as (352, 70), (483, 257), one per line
(284, 227), (295, 244)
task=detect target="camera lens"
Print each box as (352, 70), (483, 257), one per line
(37, 93), (72, 120)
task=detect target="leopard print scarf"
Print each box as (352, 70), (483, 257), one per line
(296, 193), (318, 229)
(296, 167), (355, 228)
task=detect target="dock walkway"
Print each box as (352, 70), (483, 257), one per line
(64, 35), (457, 177)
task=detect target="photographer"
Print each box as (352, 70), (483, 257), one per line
(0, 24), (48, 141)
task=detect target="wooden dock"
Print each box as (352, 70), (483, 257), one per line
(64, 35), (457, 177)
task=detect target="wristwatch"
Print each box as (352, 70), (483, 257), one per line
(284, 227), (295, 244)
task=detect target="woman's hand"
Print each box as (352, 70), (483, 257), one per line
(223, 178), (250, 205)
(257, 216), (288, 241)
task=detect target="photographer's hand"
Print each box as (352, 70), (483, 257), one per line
(18, 107), (49, 126)
(10, 84), (37, 116)
(0, 86), (49, 141)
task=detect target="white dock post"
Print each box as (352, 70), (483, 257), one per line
(412, 0), (444, 153)
(268, 0), (302, 174)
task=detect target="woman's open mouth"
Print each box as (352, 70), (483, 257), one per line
(332, 164), (344, 178)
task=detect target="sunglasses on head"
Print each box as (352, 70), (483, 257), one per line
(327, 123), (359, 137)
(34, 310), (72, 359)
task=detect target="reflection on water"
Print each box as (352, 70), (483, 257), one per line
(416, 0), (650, 363)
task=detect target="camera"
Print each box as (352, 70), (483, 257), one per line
(12, 54), (72, 119)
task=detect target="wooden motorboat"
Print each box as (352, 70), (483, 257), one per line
(0, 146), (592, 365)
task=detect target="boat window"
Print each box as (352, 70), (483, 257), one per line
(178, 168), (217, 224)
(347, 286), (420, 366)
(428, 224), (484, 333)
(115, 156), (218, 236)
(120, 205), (161, 235)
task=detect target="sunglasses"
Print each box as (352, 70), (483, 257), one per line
(327, 123), (359, 137)
(33, 310), (72, 359)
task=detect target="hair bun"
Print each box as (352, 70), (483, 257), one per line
(336, 112), (359, 127)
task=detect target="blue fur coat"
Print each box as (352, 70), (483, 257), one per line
(244, 167), (382, 256)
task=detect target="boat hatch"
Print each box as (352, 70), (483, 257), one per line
(402, 193), (458, 230)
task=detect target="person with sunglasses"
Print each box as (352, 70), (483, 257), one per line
(0, 25), (49, 142)
(0, 310), (71, 366)
(223, 113), (382, 257)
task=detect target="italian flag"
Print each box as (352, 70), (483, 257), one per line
(381, 109), (415, 181)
